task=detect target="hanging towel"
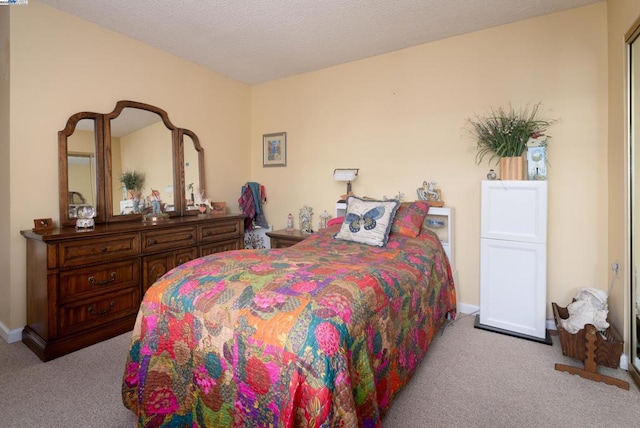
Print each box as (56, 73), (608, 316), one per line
(238, 185), (256, 231)
(239, 182), (269, 231)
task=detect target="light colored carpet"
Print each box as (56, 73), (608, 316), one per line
(0, 313), (638, 427)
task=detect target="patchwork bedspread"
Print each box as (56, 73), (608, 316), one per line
(122, 226), (457, 427)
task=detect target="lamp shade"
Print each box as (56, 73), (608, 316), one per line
(333, 168), (359, 182)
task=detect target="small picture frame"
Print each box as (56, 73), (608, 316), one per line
(263, 132), (287, 167)
(33, 218), (54, 231)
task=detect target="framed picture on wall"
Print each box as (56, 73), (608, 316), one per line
(263, 132), (287, 167)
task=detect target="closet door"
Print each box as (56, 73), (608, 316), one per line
(627, 16), (640, 388)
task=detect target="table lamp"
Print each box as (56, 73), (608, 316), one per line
(333, 168), (359, 202)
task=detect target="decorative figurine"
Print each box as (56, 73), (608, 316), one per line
(417, 180), (444, 207)
(487, 169), (497, 180)
(383, 191), (405, 201)
(286, 213), (294, 231)
(194, 189), (212, 214)
(319, 210), (331, 229)
(299, 205), (313, 233)
(150, 189), (162, 214)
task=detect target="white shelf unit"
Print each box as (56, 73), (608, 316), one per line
(424, 207), (454, 270)
(335, 202), (454, 270)
(476, 180), (550, 344)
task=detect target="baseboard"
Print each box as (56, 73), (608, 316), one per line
(457, 302), (479, 315)
(0, 320), (23, 344)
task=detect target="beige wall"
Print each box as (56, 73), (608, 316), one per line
(252, 4), (608, 317)
(2, 0), (251, 333)
(607, 0), (640, 348)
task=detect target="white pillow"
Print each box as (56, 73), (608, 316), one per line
(333, 196), (400, 247)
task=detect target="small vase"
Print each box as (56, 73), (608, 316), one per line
(499, 156), (525, 180)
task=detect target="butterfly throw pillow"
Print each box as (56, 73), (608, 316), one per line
(334, 196), (400, 247)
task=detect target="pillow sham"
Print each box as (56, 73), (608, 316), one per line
(327, 216), (344, 227)
(391, 201), (430, 237)
(334, 196), (400, 247)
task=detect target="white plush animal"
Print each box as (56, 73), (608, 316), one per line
(560, 288), (609, 334)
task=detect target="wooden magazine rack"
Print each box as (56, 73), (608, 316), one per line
(552, 302), (629, 390)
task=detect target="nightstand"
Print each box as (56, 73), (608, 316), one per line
(266, 229), (309, 248)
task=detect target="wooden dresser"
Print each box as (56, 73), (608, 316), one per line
(20, 214), (244, 361)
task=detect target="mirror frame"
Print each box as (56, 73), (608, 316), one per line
(58, 112), (105, 227)
(58, 100), (205, 226)
(179, 128), (206, 216)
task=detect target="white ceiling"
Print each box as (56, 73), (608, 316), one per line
(39, 0), (602, 85)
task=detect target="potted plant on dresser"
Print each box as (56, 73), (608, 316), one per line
(467, 103), (554, 180)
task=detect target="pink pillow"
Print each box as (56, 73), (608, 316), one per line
(327, 216), (344, 227)
(391, 201), (430, 237)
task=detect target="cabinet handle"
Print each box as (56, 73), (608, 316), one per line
(88, 272), (116, 286)
(148, 239), (157, 245)
(100, 247), (107, 252)
(88, 301), (115, 316)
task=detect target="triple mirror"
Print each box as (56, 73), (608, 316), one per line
(59, 100), (205, 227)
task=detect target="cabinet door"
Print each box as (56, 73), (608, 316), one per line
(142, 253), (172, 294)
(142, 248), (198, 294)
(479, 239), (547, 339)
(481, 180), (547, 243)
(174, 247), (197, 268)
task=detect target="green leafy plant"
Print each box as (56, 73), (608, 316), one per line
(119, 169), (145, 192)
(467, 103), (554, 165)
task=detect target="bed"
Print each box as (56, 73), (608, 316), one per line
(122, 199), (457, 427)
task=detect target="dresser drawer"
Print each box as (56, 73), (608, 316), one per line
(58, 288), (140, 336)
(59, 234), (139, 268)
(199, 238), (242, 257)
(199, 219), (242, 243)
(59, 259), (140, 304)
(142, 226), (197, 253)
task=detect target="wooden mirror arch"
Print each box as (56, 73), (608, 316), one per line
(58, 100), (205, 227)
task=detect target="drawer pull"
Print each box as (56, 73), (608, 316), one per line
(100, 247), (107, 252)
(88, 272), (117, 286)
(88, 301), (115, 316)
(148, 239), (157, 245)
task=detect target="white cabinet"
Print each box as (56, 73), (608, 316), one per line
(476, 180), (550, 344)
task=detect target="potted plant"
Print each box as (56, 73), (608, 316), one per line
(467, 103), (554, 180)
(119, 170), (145, 212)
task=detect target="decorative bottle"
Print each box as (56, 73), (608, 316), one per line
(286, 213), (294, 231)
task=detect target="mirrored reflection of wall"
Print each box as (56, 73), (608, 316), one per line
(68, 154), (95, 205)
(184, 134), (200, 209)
(111, 120), (174, 215)
(67, 123), (96, 211)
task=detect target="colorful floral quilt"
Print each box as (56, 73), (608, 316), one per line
(122, 226), (457, 427)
